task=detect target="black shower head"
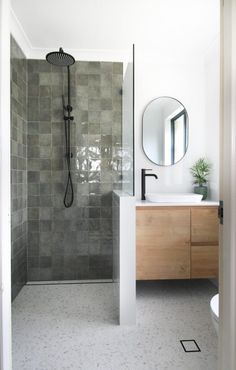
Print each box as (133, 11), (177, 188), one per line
(46, 47), (75, 67)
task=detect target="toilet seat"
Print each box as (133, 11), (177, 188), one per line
(210, 294), (219, 322)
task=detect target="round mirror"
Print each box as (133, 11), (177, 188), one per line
(142, 97), (189, 166)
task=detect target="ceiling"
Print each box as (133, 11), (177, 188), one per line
(11, 0), (220, 58)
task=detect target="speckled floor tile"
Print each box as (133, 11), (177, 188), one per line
(12, 280), (218, 370)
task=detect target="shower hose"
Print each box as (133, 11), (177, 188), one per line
(63, 96), (74, 208)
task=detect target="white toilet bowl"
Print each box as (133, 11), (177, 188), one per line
(210, 293), (219, 335)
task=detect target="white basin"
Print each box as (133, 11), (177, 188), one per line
(146, 193), (203, 203)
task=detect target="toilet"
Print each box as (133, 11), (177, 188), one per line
(210, 294), (219, 334)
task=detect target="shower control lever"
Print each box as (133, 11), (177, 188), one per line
(65, 153), (73, 158)
(63, 105), (73, 112)
(64, 115), (74, 121)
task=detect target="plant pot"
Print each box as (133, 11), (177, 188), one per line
(194, 185), (208, 200)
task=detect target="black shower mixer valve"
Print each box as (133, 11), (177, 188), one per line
(64, 115), (74, 121)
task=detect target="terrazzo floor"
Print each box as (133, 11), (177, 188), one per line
(12, 280), (218, 370)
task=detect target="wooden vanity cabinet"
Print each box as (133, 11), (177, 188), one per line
(136, 206), (219, 280)
(136, 207), (191, 280)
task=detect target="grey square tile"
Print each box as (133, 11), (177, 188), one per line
(40, 220), (52, 232)
(39, 73), (51, 86)
(40, 195), (52, 207)
(28, 122), (39, 134)
(39, 134), (51, 146)
(38, 61), (51, 73)
(88, 98), (101, 111)
(101, 62), (113, 73)
(76, 243), (89, 257)
(39, 146), (51, 159)
(40, 159), (51, 171)
(40, 171), (52, 183)
(28, 146), (40, 159)
(28, 134), (39, 146)
(88, 74), (100, 87)
(40, 86), (51, 97)
(113, 74), (123, 87)
(76, 74), (88, 86)
(28, 220), (39, 232)
(28, 97), (39, 121)
(76, 61), (88, 73)
(88, 62), (101, 74)
(112, 62), (123, 74)
(28, 183), (40, 196)
(101, 98), (112, 110)
(28, 171), (40, 183)
(101, 87), (112, 99)
(77, 97), (89, 111)
(39, 122), (51, 134)
(89, 240), (101, 255)
(101, 73), (112, 87)
(28, 196), (40, 207)
(88, 86), (100, 98)
(89, 207), (100, 218)
(28, 208), (39, 220)
(39, 268), (52, 280)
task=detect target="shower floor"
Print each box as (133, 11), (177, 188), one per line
(12, 280), (217, 370)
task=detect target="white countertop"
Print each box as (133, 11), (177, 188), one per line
(136, 200), (219, 207)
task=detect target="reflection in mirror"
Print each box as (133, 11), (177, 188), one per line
(142, 97), (189, 166)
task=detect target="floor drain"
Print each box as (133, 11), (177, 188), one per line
(180, 340), (201, 353)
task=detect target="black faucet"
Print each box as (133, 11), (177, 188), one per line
(141, 169), (158, 200)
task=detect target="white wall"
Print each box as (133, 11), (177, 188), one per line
(11, 0), (219, 59)
(135, 50), (219, 199)
(204, 38), (220, 200)
(135, 41), (220, 200)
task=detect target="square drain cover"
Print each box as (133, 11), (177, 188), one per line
(180, 340), (201, 353)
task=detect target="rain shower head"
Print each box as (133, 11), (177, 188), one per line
(46, 47), (75, 67)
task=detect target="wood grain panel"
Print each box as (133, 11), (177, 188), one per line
(191, 245), (219, 278)
(191, 207), (219, 244)
(136, 208), (191, 280)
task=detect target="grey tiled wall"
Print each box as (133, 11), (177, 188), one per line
(27, 60), (123, 281)
(11, 37), (27, 300)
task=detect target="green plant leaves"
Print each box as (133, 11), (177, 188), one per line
(190, 158), (211, 186)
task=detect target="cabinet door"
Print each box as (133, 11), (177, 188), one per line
(191, 207), (219, 278)
(136, 207), (190, 280)
(191, 207), (219, 244)
(191, 245), (218, 278)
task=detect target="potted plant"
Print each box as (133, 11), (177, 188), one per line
(190, 158), (211, 200)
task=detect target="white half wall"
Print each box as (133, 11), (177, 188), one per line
(113, 191), (136, 325)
